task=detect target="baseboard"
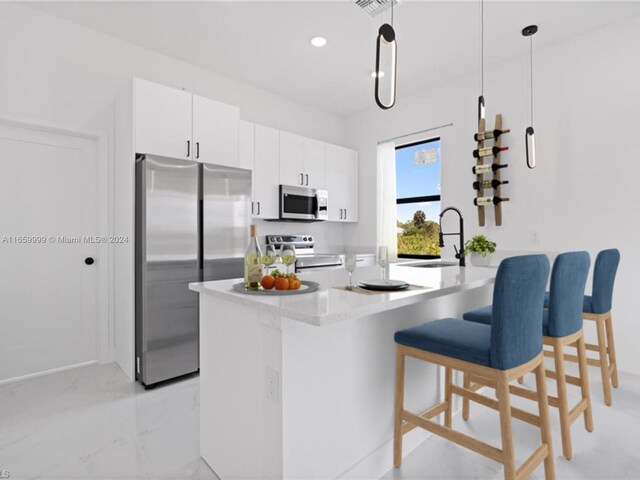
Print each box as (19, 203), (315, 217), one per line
(0, 360), (98, 385)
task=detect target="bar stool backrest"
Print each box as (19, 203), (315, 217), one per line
(547, 251), (591, 338)
(591, 249), (621, 314)
(490, 255), (550, 370)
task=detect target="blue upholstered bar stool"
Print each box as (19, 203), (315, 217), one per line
(393, 256), (554, 480)
(544, 249), (621, 406)
(463, 252), (592, 460)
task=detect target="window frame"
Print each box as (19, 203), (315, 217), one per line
(395, 137), (441, 260)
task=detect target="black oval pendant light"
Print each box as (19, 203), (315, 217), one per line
(374, 1), (397, 109)
(523, 24), (538, 169)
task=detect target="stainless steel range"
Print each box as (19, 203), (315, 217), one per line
(266, 234), (343, 272)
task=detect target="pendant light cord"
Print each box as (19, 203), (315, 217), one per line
(391, 0), (394, 27)
(480, 0), (484, 96)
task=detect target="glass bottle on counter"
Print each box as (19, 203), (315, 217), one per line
(244, 224), (264, 290)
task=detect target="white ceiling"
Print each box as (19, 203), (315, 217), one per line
(26, 1), (640, 117)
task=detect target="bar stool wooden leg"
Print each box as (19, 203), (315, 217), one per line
(552, 340), (572, 460)
(444, 366), (453, 428)
(535, 361), (556, 480)
(496, 374), (516, 480)
(595, 318), (613, 406)
(576, 333), (594, 432)
(605, 313), (619, 389)
(393, 348), (405, 467)
(462, 373), (470, 420)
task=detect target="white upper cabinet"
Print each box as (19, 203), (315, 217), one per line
(304, 138), (325, 189)
(253, 125), (279, 219)
(238, 120), (255, 171)
(325, 144), (358, 222)
(134, 78), (239, 166)
(135, 78), (192, 159)
(192, 95), (239, 166)
(279, 133), (325, 189)
(279, 131), (305, 187)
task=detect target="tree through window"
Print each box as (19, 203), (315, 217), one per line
(396, 138), (441, 258)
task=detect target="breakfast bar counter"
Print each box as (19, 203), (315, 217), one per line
(190, 264), (496, 480)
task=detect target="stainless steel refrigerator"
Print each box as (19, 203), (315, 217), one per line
(135, 155), (251, 387)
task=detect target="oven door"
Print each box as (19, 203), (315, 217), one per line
(280, 185), (319, 221)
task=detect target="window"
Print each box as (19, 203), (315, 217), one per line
(396, 138), (441, 258)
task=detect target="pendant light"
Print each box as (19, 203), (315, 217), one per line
(374, 0), (397, 109)
(478, 0), (485, 121)
(522, 24), (538, 169)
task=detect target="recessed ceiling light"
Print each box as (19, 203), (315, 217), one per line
(310, 36), (327, 48)
(371, 71), (385, 78)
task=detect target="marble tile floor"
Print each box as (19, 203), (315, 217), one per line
(1, 361), (639, 480)
(382, 368), (640, 480)
(0, 363), (218, 480)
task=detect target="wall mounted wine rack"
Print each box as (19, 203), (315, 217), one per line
(474, 113), (508, 226)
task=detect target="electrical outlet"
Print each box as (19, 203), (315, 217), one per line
(265, 367), (280, 404)
(530, 231), (540, 245)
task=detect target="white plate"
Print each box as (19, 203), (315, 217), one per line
(359, 279), (409, 291)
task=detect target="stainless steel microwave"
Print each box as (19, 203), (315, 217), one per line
(279, 185), (328, 221)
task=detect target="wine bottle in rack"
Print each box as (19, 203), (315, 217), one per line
(472, 179), (510, 190)
(472, 163), (508, 175)
(473, 146), (509, 158)
(474, 129), (511, 142)
(474, 196), (510, 206)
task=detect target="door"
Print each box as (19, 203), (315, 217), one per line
(135, 78), (193, 159)
(279, 131), (304, 187)
(193, 94), (240, 167)
(324, 144), (344, 221)
(202, 164), (251, 282)
(342, 149), (359, 222)
(136, 156), (199, 386)
(253, 125), (279, 219)
(0, 123), (98, 381)
(303, 138), (325, 189)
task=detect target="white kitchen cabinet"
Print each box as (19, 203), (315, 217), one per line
(253, 124), (279, 219)
(279, 132), (325, 189)
(238, 120), (255, 171)
(192, 95), (239, 166)
(135, 78), (192, 159)
(279, 131), (305, 187)
(304, 138), (325, 189)
(325, 144), (358, 222)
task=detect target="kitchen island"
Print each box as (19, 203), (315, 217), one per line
(190, 264), (496, 480)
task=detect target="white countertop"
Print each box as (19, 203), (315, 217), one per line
(189, 262), (496, 327)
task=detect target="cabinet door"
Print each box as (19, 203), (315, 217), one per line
(135, 78), (193, 159)
(342, 149), (359, 222)
(238, 120), (255, 171)
(192, 95), (239, 166)
(324, 144), (343, 222)
(279, 131), (304, 187)
(253, 125), (279, 219)
(303, 138), (325, 189)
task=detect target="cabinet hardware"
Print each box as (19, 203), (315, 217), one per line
(186, 140), (191, 158)
(300, 173), (304, 185)
(344, 209), (347, 220)
(257, 202), (261, 215)
(251, 202), (254, 215)
(84, 257), (95, 265)
(339, 209), (343, 220)
(305, 174), (309, 186)
(196, 142), (200, 159)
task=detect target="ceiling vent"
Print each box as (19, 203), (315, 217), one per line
(354, 0), (398, 17)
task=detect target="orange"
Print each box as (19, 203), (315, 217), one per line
(274, 277), (290, 291)
(260, 275), (275, 290)
(289, 278), (301, 290)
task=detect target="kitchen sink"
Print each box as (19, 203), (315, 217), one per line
(406, 261), (459, 268)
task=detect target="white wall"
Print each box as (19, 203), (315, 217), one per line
(0, 3), (348, 377)
(345, 16), (640, 375)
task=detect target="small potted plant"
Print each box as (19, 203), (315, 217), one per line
(464, 235), (496, 267)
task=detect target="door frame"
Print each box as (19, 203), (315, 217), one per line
(0, 113), (113, 370)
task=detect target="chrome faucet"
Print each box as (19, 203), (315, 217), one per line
(439, 207), (465, 267)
